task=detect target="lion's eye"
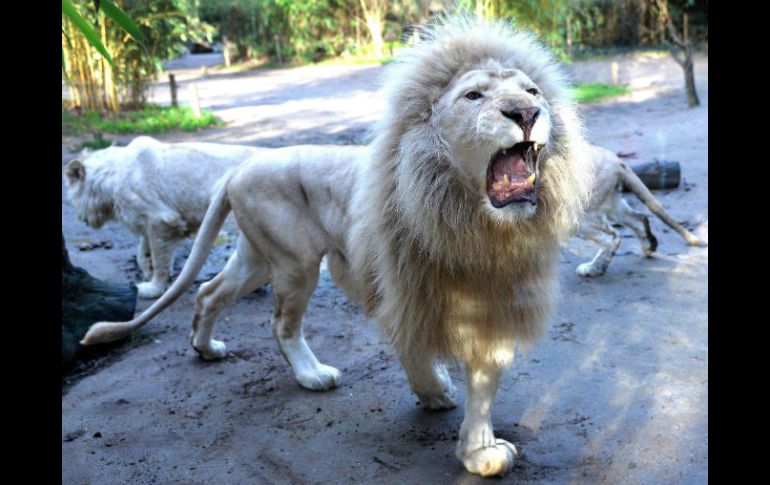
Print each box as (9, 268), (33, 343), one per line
(465, 91), (483, 101)
(527, 88), (539, 96)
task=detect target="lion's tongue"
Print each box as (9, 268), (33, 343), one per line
(487, 152), (536, 207)
(492, 152), (531, 184)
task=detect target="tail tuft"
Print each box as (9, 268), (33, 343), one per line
(80, 321), (135, 345)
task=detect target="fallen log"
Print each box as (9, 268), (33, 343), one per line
(61, 234), (136, 370)
(626, 160), (681, 191)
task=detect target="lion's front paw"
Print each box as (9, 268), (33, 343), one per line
(419, 390), (458, 411)
(576, 262), (605, 277)
(457, 438), (518, 477)
(193, 339), (227, 361)
(296, 363), (341, 391)
(137, 281), (166, 299)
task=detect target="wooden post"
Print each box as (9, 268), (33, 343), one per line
(191, 83), (201, 118)
(274, 35), (283, 65)
(611, 62), (619, 85)
(223, 35), (231, 67)
(169, 73), (178, 108)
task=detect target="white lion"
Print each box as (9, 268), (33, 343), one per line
(64, 136), (263, 298)
(82, 18), (594, 477)
(575, 144), (706, 277)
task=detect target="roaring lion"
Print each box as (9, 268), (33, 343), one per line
(575, 144), (706, 277)
(82, 17), (593, 477)
(64, 136), (263, 298)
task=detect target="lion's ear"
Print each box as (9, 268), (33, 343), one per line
(65, 159), (86, 185)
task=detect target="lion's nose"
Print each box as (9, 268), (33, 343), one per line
(501, 107), (540, 139)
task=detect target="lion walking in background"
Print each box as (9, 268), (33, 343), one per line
(575, 144), (706, 276)
(64, 136), (264, 298)
(83, 17), (593, 477)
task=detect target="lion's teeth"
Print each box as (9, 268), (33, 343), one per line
(503, 174), (510, 185)
(527, 173), (536, 185)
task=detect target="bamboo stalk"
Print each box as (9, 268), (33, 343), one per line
(74, 32), (90, 111)
(100, 19), (109, 111)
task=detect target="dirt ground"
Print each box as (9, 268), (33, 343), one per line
(62, 51), (708, 484)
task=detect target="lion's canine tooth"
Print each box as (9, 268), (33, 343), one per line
(503, 174), (510, 185)
(527, 173), (536, 185)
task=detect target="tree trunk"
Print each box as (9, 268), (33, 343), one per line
(359, 1), (386, 59)
(366, 15), (384, 59)
(681, 14), (699, 108)
(656, 0), (700, 108)
(683, 58), (700, 108)
(355, 2), (362, 56)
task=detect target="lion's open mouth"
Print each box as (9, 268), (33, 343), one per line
(486, 142), (541, 208)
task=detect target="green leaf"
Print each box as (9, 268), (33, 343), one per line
(99, 0), (145, 43)
(62, 0), (114, 67)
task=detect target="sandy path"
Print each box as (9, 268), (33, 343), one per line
(62, 52), (707, 484)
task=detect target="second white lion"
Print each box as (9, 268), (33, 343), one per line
(64, 136), (264, 298)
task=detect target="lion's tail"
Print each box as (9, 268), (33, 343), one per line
(619, 163), (706, 247)
(80, 172), (234, 345)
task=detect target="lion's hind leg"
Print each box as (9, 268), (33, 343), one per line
(398, 352), (457, 411)
(575, 215), (621, 277)
(608, 197), (658, 257)
(136, 234), (153, 280)
(191, 235), (270, 360)
(271, 262), (341, 391)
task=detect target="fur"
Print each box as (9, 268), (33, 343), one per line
(347, 17), (592, 367)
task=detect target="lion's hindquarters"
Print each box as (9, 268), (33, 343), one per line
(618, 163), (705, 247)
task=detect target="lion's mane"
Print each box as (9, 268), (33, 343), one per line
(347, 16), (594, 366)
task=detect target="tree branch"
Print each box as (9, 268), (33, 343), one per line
(663, 40), (685, 67)
(665, 19), (687, 49)
(654, 0), (687, 49)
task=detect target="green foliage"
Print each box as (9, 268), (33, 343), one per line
(453, 0), (706, 59)
(198, 0), (419, 64)
(77, 133), (115, 151)
(571, 83), (631, 103)
(62, 0), (216, 111)
(62, 105), (224, 135)
(62, 0), (114, 66)
(99, 0), (145, 44)
(115, 0), (215, 108)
